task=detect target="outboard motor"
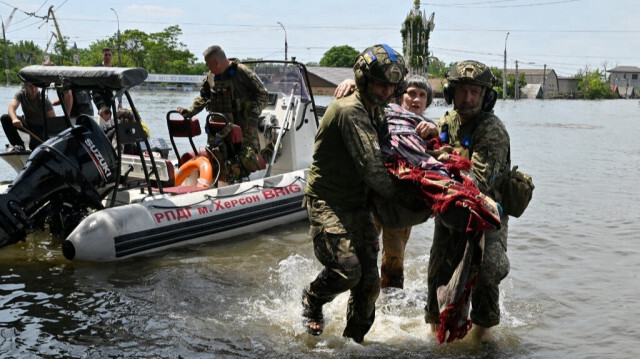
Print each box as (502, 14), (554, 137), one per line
(0, 116), (117, 247)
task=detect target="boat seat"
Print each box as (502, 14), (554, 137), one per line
(168, 117), (202, 138)
(120, 155), (175, 188)
(167, 116), (202, 166)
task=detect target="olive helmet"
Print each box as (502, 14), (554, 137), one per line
(443, 60), (498, 112)
(353, 44), (407, 93)
(445, 60), (496, 88)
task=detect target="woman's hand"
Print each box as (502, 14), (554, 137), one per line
(415, 120), (438, 139)
(334, 79), (356, 99)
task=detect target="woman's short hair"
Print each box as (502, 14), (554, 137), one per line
(404, 74), (433, 107)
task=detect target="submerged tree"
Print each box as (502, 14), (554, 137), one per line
(576, 69), (616, 99)
(491, 67), (527, 99)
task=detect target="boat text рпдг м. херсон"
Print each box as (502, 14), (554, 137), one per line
(0, 61), (321, 261)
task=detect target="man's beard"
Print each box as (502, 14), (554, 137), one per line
(366, 86), (392, 107)
(455, 103), (482, 118)
(455, 88), (484, 118)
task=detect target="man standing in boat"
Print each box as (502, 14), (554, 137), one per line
(177, 45), (269, 153)
(92, 47), (122, 112)
(301, 44), (423, 343)
(1, 82), (56, 151)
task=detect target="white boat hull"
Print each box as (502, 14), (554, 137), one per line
(63, 169), (308, 262)
(0, 151), (30, 173)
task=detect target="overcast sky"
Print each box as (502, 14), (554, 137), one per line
(2, 0), (638, 77)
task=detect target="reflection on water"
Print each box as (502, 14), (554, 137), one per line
(1, 89), (640, 358)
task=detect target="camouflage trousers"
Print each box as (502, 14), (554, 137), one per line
(425, 215), (510, 328)
(373, 216), (412, 289)
(240, 123), (260, 152)
(302, 195), (381, 343)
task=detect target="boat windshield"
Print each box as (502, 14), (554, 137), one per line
(252, 63), (310, 102)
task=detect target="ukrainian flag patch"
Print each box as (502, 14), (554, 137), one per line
(364, 50), (377, 64)
(369, 132), (380, 150)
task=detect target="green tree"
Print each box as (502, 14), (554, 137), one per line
(576, 68), (616, 99)
(319, 45), (359, 67)
(119, 30), (148, 68)
(145, 25), (195, 74)
(82, 26), (198, 74)
(427, 58), (447, 78)
(491, 67), (526, 99)
(1, 40), (43, 83)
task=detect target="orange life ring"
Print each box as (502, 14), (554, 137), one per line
(174, 156), (213, 188)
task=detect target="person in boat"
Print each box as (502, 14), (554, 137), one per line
(424, 60), (511, 342)
(92, 47), (122, 112)
(98, 106), (113, 128)
(43, 60), (95, 118)
(334, 74), (438, 290)
(176, 45), (269, 157)
(301, 44), (425, 343)
(1, 81), (56, 151)
(103, 108), (150, 155)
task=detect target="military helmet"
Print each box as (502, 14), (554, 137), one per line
(354, 44), (407, 91)
(445, 60), (496, 88)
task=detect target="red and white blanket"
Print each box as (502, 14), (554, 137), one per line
(381, 104), (501, 343)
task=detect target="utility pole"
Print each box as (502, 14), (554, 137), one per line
(1, 8), (17, 86)
(276, 22), (287, 61)
(503, 32), (509, 100)
(110, 8), (121, 66)
(514, 60), (519, 100)
(541, 64), (547, 99)
(583, 65), (589, 99)
(47, 6), (65, 56)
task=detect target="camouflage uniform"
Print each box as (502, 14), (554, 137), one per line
(182, 59), (268, 151)
(303, 90), (414, 343)
(425, 109), (511, 328)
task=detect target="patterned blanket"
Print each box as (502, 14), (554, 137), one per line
(381, 104), (501, 343)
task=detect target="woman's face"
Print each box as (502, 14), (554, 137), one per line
(401, 86), (429, 115)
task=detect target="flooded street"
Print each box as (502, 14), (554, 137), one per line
(1, 88), (639, 358)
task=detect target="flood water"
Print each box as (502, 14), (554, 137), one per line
(1, 86), (639, 358)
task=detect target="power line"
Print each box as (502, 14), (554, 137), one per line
(422, 0), (582, 8)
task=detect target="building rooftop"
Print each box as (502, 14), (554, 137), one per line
(306, 66), (354, 86)
(607, 66), (640, 73)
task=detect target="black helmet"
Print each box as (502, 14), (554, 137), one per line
(354, 44), (407, 93)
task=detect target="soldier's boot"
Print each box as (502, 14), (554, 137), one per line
(302, 289), (324, 336)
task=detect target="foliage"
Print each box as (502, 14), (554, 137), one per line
(319, 45), (359, 67)
(0, 25), (208, 86)
(575, 68), (616, 99)
(0, 40), (43, 83)
(427, 58), (448, 78)
(491, 67), (527, 99)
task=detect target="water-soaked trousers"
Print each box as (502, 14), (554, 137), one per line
(302, 196), (380, 343)
(373, 216), (411, 289)
(425, 215), (510, 328)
